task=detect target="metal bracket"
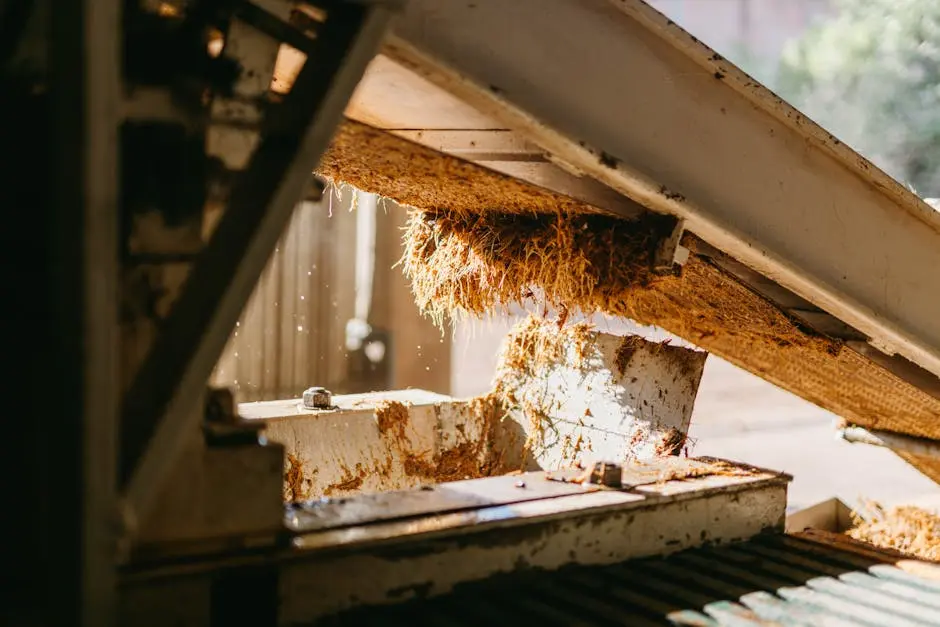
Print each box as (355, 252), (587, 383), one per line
(652, 218), (687, 273)
(839, 425), (940, 460)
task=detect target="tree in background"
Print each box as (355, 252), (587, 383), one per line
(778, 0), (940, 196)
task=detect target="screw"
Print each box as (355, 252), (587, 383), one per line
(587, 461), (622, 488)
(303, 386), (332, 410)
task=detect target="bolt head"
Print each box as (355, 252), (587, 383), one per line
(587, 461), (622, 488)
(303, 386), (332, 409)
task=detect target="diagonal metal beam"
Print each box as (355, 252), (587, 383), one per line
(120, 1), (397, 526)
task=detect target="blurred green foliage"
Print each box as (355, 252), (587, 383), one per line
(779, 0), (940, 195)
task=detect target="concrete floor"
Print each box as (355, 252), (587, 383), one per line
(451, 315), (940, 514)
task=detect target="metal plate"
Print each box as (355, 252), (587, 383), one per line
(547, 457), (770, 489)
(287, 471), (597, 532)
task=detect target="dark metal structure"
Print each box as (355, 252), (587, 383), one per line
(2, 1), (396, 624)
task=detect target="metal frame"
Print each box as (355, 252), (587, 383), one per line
(120, 1), (397, 532)
(50, 0), (121, 624)
(384, 0), (940, 381)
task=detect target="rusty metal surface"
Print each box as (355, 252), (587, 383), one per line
(118, 467), (788, 624)
(287, 472), (597, 532)
(288, 457), (785, 534)
(313, 534), (940, 627)
(276, 465), (788, 621)
(547, 456), (785, 490)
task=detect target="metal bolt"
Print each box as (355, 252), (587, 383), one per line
(303, 386), (332, 409)
(587, 461), (622, 488)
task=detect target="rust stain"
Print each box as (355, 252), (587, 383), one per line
(323, 462), (367, 496)
(373, 396), (512, 485)
(284, 452), (315, 502)
(375, 400), (410, 441)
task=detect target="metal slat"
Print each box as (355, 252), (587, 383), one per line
(738, 591), (855, 627)
(776, 586), (920, 627)
(838, 572), (940, 611)
(767, 536), (888, 571)
(702, 601), (781, 627)
(668, 610), (721, 627)
(868, 564), (940, 594)
(736, 543), (864, 579)
(557, 567), (691, 623)
(696, 547), (814, 585)
(316, 536), (940, 626)
(668, 551), (795, 593)
(804, 577), (938, 625)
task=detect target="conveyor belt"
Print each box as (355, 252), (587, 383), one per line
(316, 533), (940, 627)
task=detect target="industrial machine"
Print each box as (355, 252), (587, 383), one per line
(6, 0), (940, 625)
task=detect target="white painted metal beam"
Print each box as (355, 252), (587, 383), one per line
(496, 330), (706, 468)
(241, 390), (488, 499)
(380, 0), (940, 380)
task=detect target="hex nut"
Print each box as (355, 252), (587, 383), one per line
(303, 386), (332, 409)
(587, 461), (623, 488)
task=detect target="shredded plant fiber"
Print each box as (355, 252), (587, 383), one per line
(401, 209), (674, 327)
(848, 501), (940, 562)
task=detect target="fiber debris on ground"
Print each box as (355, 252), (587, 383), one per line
(848, 501), (940, 562)
(321, 118), (940, 482)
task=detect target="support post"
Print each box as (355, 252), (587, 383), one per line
(49, 0), (121, 624)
